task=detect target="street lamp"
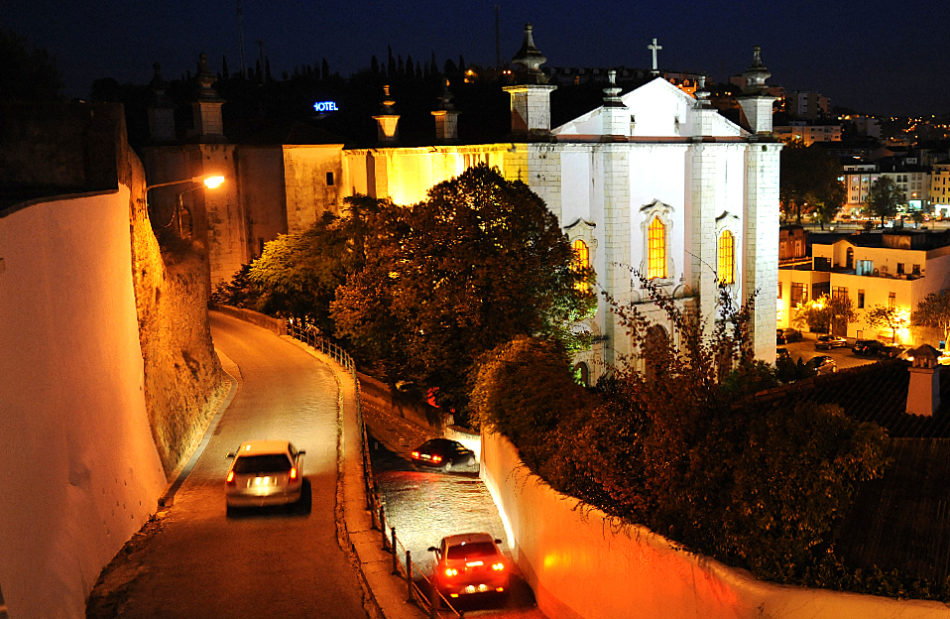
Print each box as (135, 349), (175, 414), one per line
(146, 174), (226, 238)
(146, 174), (226, 191)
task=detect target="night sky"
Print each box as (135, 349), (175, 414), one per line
(3, 0), (946, 117)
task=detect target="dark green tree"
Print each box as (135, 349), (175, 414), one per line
(0, 29), (62, 102)
(864, 176), (902, 228)
(332, 163), (595, 416)
(780, 141), (845, 226)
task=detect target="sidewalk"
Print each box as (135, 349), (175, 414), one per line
(287, 337), (428, 619)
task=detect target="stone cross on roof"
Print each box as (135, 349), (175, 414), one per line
(648, 38), (662, 75)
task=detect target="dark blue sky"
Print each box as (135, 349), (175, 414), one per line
(3, 0), (945, 116)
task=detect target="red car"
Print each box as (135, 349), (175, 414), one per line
(429, 533), (509, 600)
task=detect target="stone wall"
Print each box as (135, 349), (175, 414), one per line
(0, 188), (168, 618)
(480, 431), (950, 619)
(0, 103), (229, 616)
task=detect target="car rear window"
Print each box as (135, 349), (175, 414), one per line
(233, 454), (292, 474)
(447, 542), (496, 559)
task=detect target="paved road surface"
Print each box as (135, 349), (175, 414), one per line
(89, 312), (368, 618)
(371, 444), (546, 618)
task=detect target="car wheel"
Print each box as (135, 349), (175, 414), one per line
(443, 461), (453, 473)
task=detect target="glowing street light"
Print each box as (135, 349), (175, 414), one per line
(146, 174), (226, 238)
(146, 173), (226, 191)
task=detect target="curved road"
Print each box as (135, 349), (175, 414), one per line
(100, 312), (368, 618)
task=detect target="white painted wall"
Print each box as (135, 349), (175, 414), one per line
(0, 189), (167, 618)
(480, 431), (949, 619)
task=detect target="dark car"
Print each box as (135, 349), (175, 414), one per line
(805, 355), (837, 375)
(815, 334), (848, 350)
(411, 438), (477, 473)
(777, 328), (803, 344)
(852, 339), (903, 357)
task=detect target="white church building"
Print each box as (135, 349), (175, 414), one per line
(339, 26), (781, 381)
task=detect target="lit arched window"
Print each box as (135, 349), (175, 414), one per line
(647, 217), (667, 279)
(718, 230), (734, 284)
(572, 239), (591, 292)
(572, 239), (590, 269)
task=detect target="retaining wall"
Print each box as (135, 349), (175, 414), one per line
(480, 431), (949, 618)
(0, 190), (167, 618)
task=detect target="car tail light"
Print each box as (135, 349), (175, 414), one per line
(491, 561), (505, 571)
(432, 455), (442, 463)
(444, 567), (458, 577)
(226, 471), (235, 485)
(289, 467), (299, 482)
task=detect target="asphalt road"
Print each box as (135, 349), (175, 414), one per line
(371, 444), (546, 618)
(88, 312), (368, 618)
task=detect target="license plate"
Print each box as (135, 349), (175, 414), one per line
(253, 476), (272, 486)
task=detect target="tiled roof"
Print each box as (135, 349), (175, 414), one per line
(750, 360), (950, 437)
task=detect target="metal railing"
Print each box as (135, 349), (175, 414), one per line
(286, 321), (463, 618)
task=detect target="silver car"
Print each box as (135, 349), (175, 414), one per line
(225, 440), (305, 513)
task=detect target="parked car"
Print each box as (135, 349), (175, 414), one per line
(853, 339), (903, 358)
(853, 339), (886, 357)
(805, 355), (837, 375)
(815, 334), (848, 350)
(225, 440), (305, 513)
(428, 533), (509, 600)
(776, 328), (803, 344)
(411, 438), (477, 473)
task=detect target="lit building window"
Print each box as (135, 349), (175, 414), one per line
(648, 217), (667, 279)
(572, 239), (591, 292)
(718, 230), (734, 284)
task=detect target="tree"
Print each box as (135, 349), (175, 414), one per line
(795, 293), (856, 334)
(912, 290), (950, 346)
(0, 29), (62, 102)
(332, 164), (595, 415)
(780, 141), (845, 226)
(864, 177), (901, 228)
(865, 304), (908, 343)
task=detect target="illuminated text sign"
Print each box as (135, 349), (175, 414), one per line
(313, 101), (339, 113)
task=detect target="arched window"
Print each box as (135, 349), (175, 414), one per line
(643, 324), (669, 381)
(647, 217), (667, 279)
(573, 362), (590, 387)
(718, 230), (734, 284)
(572, 239), (591, 292)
